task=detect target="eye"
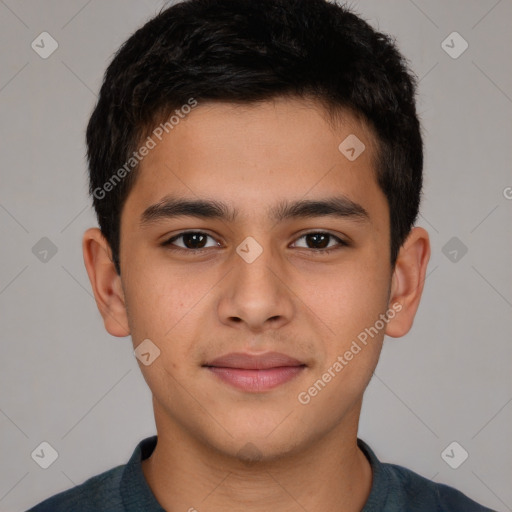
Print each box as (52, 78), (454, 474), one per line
(291, 232), (348, 254)
(161, 231), (220, 253)
(161, 230), (349, 255)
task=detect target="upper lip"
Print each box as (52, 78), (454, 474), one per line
(204, 352), (306, 370)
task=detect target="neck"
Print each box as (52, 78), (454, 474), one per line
(142, 400), (372, 512)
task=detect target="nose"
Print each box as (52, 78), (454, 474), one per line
(217, 240), (295, 333)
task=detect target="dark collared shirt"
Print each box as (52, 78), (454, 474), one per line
(27, 435), (496, 511)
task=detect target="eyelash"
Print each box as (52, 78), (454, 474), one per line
(160, 231), (349, 255)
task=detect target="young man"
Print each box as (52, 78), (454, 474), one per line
(28, 0), (496, 510)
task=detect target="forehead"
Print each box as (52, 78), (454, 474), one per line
(123, 97), (385, 227)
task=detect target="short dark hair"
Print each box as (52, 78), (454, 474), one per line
(86, 0), (423, 276)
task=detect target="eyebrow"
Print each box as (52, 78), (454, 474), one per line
(140, 195), (370, 228)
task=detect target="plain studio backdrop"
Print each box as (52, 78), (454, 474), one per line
(0, 1), (511, 511)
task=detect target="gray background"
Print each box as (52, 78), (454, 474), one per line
(0, 0), (511, 510)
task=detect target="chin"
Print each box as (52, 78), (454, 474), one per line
(205, 425), (309, 465)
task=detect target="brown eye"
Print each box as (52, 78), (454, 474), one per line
(161, 231), (219, 252)
(292, 232), (348, 253)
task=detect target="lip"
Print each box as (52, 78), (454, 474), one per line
(203, 351), (306, 392)
(205, 351), (305, 370)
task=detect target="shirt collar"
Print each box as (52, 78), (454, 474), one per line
(121, 435), (164, 511)
(357, 438), (391, 511)
(120, 435), (387, 511)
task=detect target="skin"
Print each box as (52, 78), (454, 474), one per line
(83, 97), (430, 511)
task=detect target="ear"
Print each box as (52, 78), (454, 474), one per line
(385, 226), (431, 338)
(82, 227), (130, 337)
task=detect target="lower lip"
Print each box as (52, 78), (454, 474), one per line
(206, 366), (305, 392)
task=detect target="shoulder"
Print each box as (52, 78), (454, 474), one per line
(383, 461), (496, 511)
(26, 464), (125, 512)
(357, 439), (496, 512)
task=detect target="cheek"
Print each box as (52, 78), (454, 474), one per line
(124, 260), (207, 337)
(295, 269), (388, 414)
(295, 257), (390, 343)
(124, 262), (222, 386)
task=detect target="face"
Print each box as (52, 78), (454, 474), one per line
(88, 97), (423, 461)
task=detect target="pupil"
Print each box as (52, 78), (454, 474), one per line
(186, 233), (205, 249)
(309, 233), (328, 249)
(182, 233), (331, 250)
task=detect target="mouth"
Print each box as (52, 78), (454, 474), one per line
(203, 352), (307, 392)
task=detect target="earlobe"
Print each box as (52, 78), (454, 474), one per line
(82, 227), (130, 337)
(385, 227), (431, 338)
